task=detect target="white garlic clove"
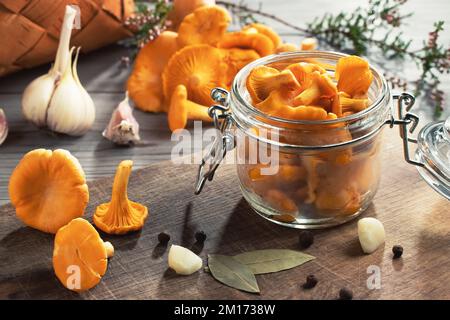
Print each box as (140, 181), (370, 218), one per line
(22, 72), (58, 127)
(168, 245), (203, 275)
(358, 217), (385, 254)
(0, 108), (8, 145)
(103, 93), (141, 145)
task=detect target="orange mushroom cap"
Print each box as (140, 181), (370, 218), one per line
(93, 160), (148, 235)
(243, 23), (282, 48)
(218, 28), (274, 57)
(162, 44), (227, 106)
(167, 0), (215, 30)
(53, 218), (112, 292)
(220, 48), (260, 86)
(168, 84), (211, 132)
(286, 62), (327, 89)
(335, 55), (373, 97)
(247, 65), (301, 104)
(9, 149), (89, 234)
(177, 5), (231, 47)
(127, 31), (179, 112)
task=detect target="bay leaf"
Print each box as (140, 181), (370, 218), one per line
(234, 249), (315, 275)
(208, 254), (260, 294)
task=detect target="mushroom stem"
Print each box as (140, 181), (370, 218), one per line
(339, 95), (368, 112)
(292, 84), (320, 106)
(168, 84), (212, 132)
(185, 100), (211, 122)
(109, 160), (133, 212)
(104, 241), (114, 258)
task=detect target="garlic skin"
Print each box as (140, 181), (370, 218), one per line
(21, 6), (95, 136)
(103, 93), (141, 145)
(22, 72), (58, 127)
(0, 108), (8, 145)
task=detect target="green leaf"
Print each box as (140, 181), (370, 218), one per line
(208, 254), (260, 294)
(234, 249), (315, 275)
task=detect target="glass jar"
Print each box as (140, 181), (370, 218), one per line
(195, 51), (450, 229)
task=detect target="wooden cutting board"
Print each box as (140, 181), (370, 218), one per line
(0, 128), (449, 300)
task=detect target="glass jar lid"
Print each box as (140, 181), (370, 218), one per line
(415, 117), (450, 200)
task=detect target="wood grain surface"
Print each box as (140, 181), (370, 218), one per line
(0, 128), (449, 300)
(1, 0), (450, 204)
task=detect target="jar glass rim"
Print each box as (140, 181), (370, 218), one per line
(231, 50), (389, 126)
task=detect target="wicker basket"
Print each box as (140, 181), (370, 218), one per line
(0, 0), (135, 77)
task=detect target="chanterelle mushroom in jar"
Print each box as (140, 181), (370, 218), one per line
(195, 51), (450, 229)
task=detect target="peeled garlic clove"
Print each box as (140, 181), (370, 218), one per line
(103, 93), (141, 145)
(168, 244), (203, 275)
(358, 217), (385, 254)
(22, 72), (58, 127)
(0, 108), (8, 145)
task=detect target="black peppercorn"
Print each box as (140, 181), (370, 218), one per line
(339, 287), (353, 300)
(298, 231), (314, 249)
(157, 232), (170, 244)
(195, 231), (207, 242)
(392, 245), (403, 259)
(302, 274), (318, 289)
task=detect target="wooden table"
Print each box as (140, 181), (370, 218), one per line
(1, 0), (449, 205)
(1, 128), (449, 299)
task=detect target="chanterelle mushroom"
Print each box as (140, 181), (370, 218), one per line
(246, 65), (301, 104)
(218, 28), (274, 57)
(335, 55), (373, 98)
(9, 149), (89, 234)
(168, 84), (212, 132)
(127, 31), (179, 112)
(93, 160), (148, 235)
(162, 44), (227, 106)
(177, 5), (231, 47)
(242, 23), (281, 48)
(53, 218), (114, 292)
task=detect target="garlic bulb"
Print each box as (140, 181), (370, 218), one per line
(21, 5), (95, 136)
(47, 48), (95, 135)
(0, 108), (8, 145)
(103, 92), (141, 145)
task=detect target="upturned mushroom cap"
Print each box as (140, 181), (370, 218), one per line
(177, 5), (231, 47)
(218, 28), (274, 56)
(53, 218), (112, 292)
(127, 31), (179, 112)
(9, 149), (89, 234)
(93, 160), (148, 235)
(168, 84), (210, 132)
(335, 55), (373, 97)
(242, 23), (281, 48)
(162, 44), (227, 106)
